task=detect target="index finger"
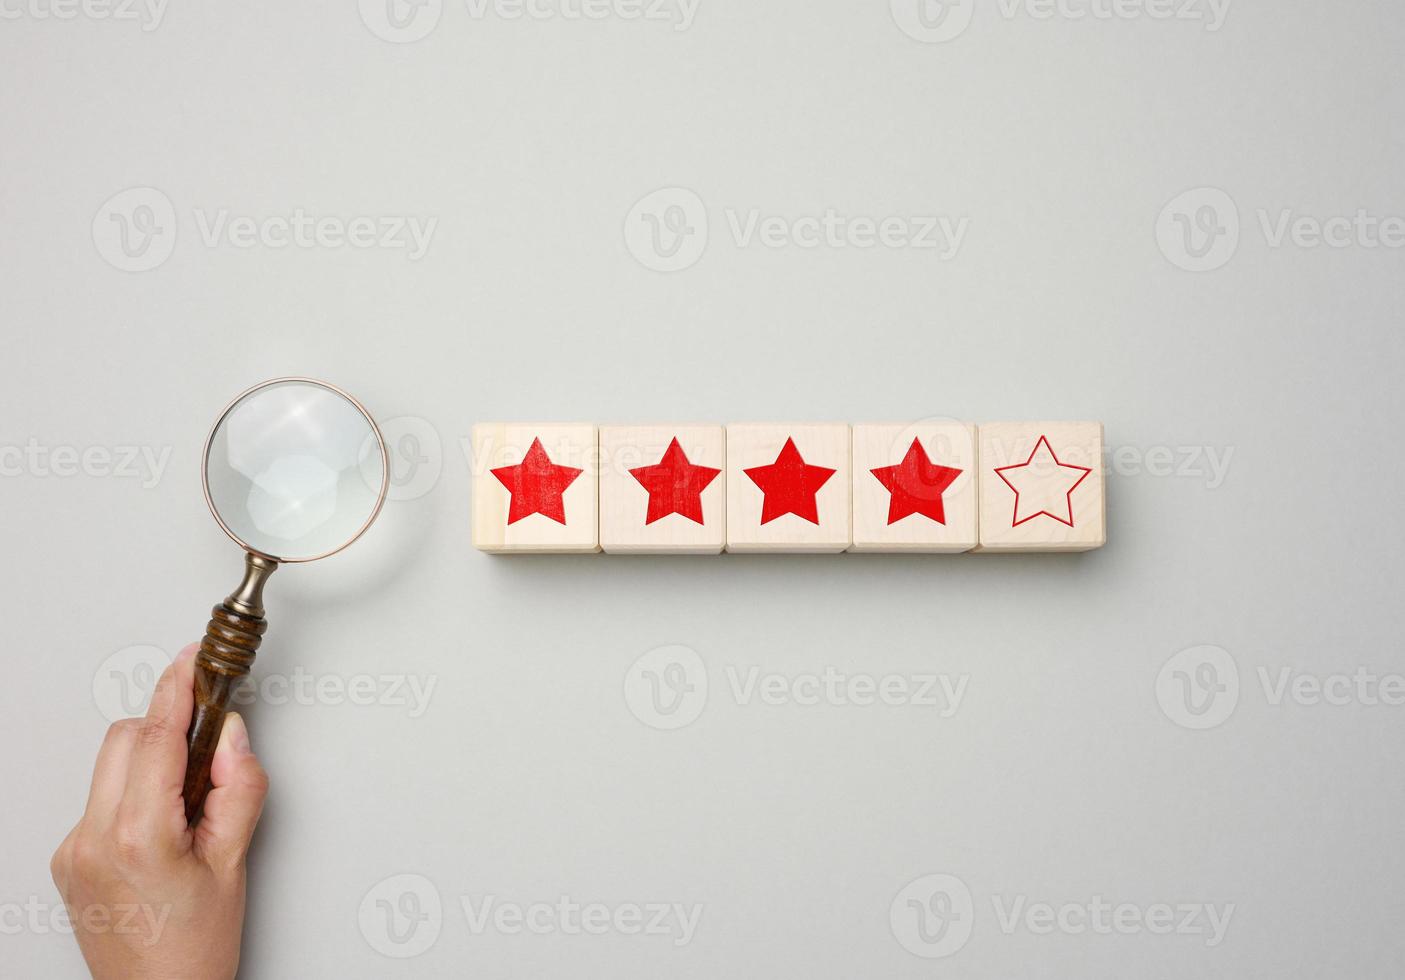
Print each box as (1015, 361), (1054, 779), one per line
(118, 643), (198, 841)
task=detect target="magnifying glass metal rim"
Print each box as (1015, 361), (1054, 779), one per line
(200, 376), (391, 564)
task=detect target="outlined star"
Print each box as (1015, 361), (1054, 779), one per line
(743, 437), (836, 525)
(491, 438), (583, 525)
(629, 437), (721, 525)
(994, 435), (1092, 528)
(871, 438), (963, 525)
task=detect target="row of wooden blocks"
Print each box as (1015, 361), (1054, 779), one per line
(471, 422), (1106, 554)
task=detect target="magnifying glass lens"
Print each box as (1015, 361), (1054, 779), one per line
(205, 380), (385, 562)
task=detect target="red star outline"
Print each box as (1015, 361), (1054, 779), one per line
(490, 437), (583, 525)
(870, 437), (963, 526)
(993, 434), (1092, 528)
(743, 437), (836, 525)
(628, 437), (721, 526)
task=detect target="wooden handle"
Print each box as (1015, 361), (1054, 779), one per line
(183, 552), (277, 824)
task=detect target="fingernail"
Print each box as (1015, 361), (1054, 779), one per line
(177, 644), (198, 664)
(226, 713), (252, 754)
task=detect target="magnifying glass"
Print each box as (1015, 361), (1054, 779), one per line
(183, 378), (389, 824)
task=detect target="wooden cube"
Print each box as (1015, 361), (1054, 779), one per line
(850, 422), (978, 553)
(471, 423), (599, 553)
(725, 424), (850, 553)
(976, 422), (1105, 552)
(599, 425), (726, 554)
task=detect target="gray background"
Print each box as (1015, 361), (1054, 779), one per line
(3, 1), (1403, 976)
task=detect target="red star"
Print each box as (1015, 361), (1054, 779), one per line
(743, 437), (836, 525)
(629, 437), (721, 525)
(490, 438), (583, 525)
(870, 438), (963, 525)
(994, 435), (1092, 528)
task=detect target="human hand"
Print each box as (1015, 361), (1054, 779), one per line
(51, 644), (269, 980)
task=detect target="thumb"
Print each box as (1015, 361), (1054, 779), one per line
(195, 712), (269, 869)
